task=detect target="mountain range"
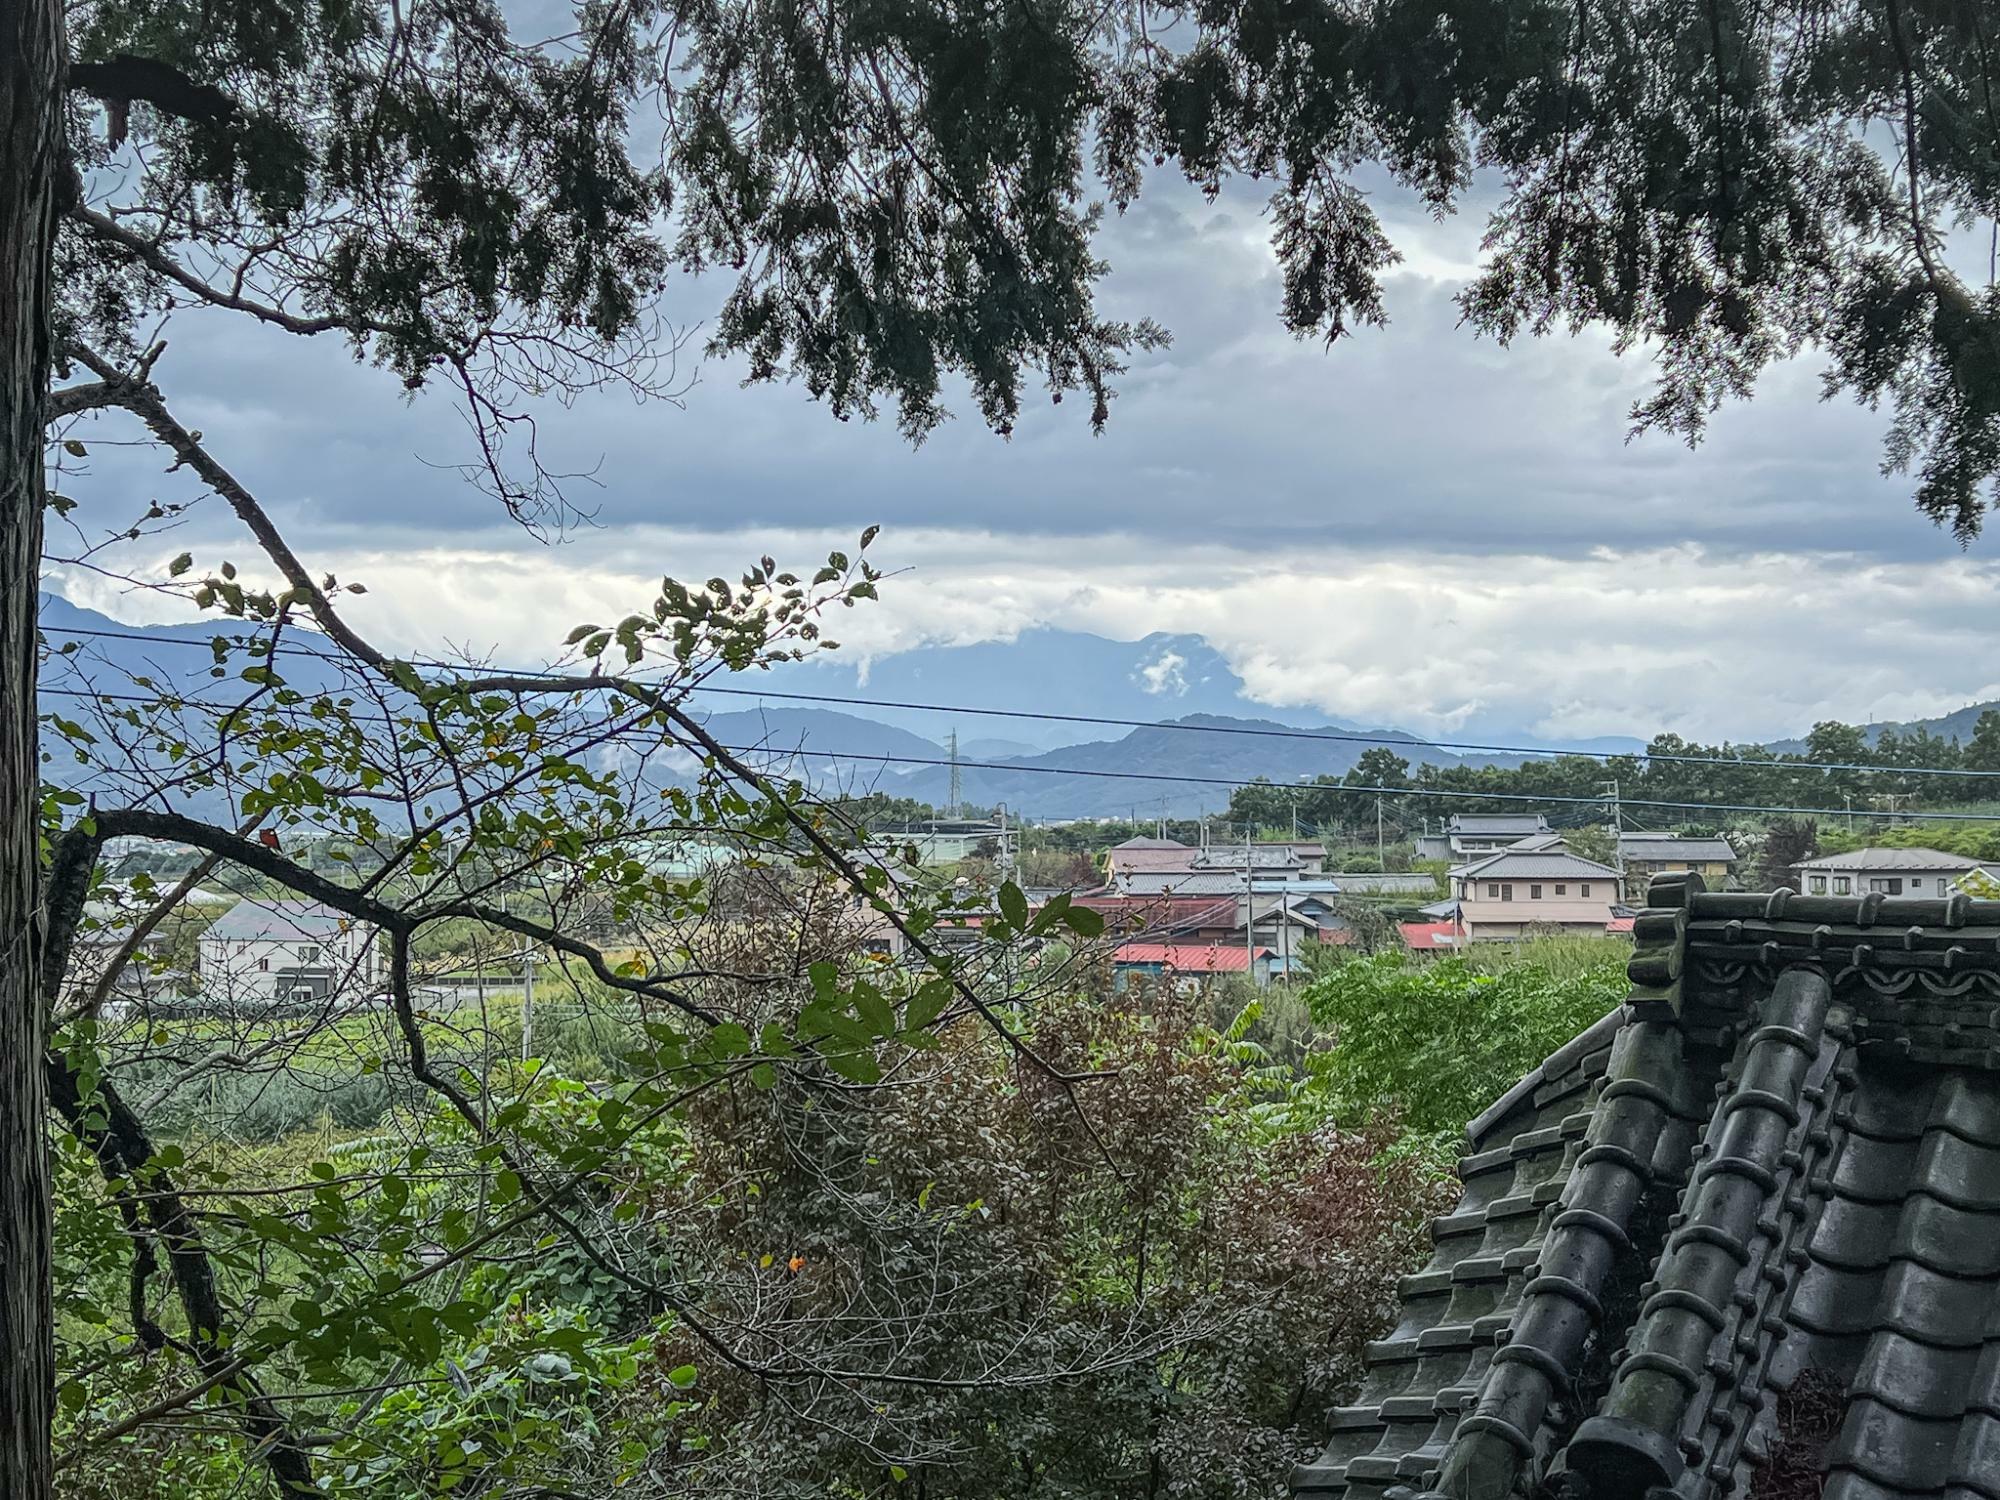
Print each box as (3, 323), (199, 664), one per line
(36, 595), (2000, 821)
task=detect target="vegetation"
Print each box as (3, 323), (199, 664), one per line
(12, 1), (1993, 1495)
(1230, 712), (2000, 847)
(1300, 943), (1630, 1141)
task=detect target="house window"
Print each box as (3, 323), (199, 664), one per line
(297, 944), (320, 964)
(1580, 883), (1591, 897)
(1869, 877), (1903, 895)
(1501, 884), (1514, 902)
(258, 958), (270, 972)
(1833, 876), (1851, 894)
(1530, 884), (1543, 900)
(1554, 884), (1566, 895)
(1808, 875), (1827, 894)
(1487, 883), (1499, 898)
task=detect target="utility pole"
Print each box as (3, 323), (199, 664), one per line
(518, 946), (543, 1062)
(1376, 794), (1385, 869)
(1244, 823), (1256, 986)
(998, 803), (1011, 879)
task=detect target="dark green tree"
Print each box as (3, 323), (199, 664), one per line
(1967, 711), (2000, 774)
(1347, 748), (1414, 790)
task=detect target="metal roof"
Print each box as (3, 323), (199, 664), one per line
(1791, 845), (1980, 871)
(201, 899), (358, 944)
(1109, 837), (1189, 850)
(1619, 834), (1737, 862)
(1294, 874), (2000, 1500)
(1111, 942), (1268, 972)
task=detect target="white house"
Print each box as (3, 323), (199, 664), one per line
(1414, 813), (1552, 864)
(1788, 847), (2000, 899)
(198, 900), (377, 1006)
(1448, 848), (1623, 941)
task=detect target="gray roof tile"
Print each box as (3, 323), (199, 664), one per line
(1293, 875), (2000, 1500)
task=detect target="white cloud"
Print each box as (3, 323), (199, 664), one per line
(49, 526), (2000, 747)
(1137, 649), (1189, 696)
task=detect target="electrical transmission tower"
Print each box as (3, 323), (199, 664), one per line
(947, 728), (962, 817)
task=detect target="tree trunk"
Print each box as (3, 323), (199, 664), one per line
(0, 0), (64, 1496)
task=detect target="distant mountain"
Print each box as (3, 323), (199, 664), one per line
(22, 597), (1641, 821)
(697, 706), (943, 763)
(890, 713), (1470, 820)
(1764, 701), (2000, 755)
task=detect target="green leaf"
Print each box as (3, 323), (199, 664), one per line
(1063, 905), (1106, 938)
(667, 1363), (698, 1389)
(997, 881), (1028, 928)
(168, 551), (194, 577)
(824, 1048), (881, 1084)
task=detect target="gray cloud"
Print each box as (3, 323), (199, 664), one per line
(43, 171), (1990, 746)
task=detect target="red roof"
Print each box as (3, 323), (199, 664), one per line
(1605, 916), (1636, 934)
(1400, 921), (1464, 951)
(1112, 942), (1269, 973)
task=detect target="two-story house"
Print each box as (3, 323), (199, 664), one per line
(1615, 833), (1737, 903)
(1448, 848), (1623, 940)
(1788, 847), (2000, 899)
(1415, 813), (1552, 864)
(198, 900), (378, 1006)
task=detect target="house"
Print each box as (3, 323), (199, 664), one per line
(1116, 870), (1344, 899)
(1398, 920), (1464, 953)
(1103, 836), (1195, 886)
(1194, 842), (1325, 875)
(1105, 836), (1327, 891)
(62, 892), (189, 1006)
(1066, 893), (1244, 943)
(1448, 847), (1621, 940)
(877, 819), (1016, 865)
(197, 900), (378, 1006)
(1293, 872), (2000, 1500)
(1413, 812), (1552, 863)
(1788, 845), (1999, 898)
(1110, 941), (1284, 989)
(1616, 831), (1736, 902)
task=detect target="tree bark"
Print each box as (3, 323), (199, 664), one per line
(0, 0), (63, 1495)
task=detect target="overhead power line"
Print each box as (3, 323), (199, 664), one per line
(38, 622), (2000, 780)
(696, 747), (2000, 825)
(38, 677), (2000, 824)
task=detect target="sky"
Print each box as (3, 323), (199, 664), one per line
(41, 168), (2000, 748)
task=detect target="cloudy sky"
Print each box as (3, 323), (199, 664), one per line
(43, 169), (2000, 747)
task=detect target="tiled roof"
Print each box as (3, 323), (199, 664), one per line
(1792, 846), (1980, 871)
(1448, 814), (1550, 835)
(1619, 834), (1737, 863)
(1110, 837), (1189, 851)
(1119, 871), (1346, 896)
(1106, 847), (1200, 873)
(1448, 816), (1552, 840)
(1193, 847), (1309, 869)
(1065, 893), (1240, 935)
(1111, 942), (1267, 972)
(1452, 850), (1623, 880)
(1292, 874), (2000, 1500)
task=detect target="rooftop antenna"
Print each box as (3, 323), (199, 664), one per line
(947, 728), (962, 818)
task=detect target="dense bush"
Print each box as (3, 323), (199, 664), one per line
(1300, 948), (1628, 1138)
